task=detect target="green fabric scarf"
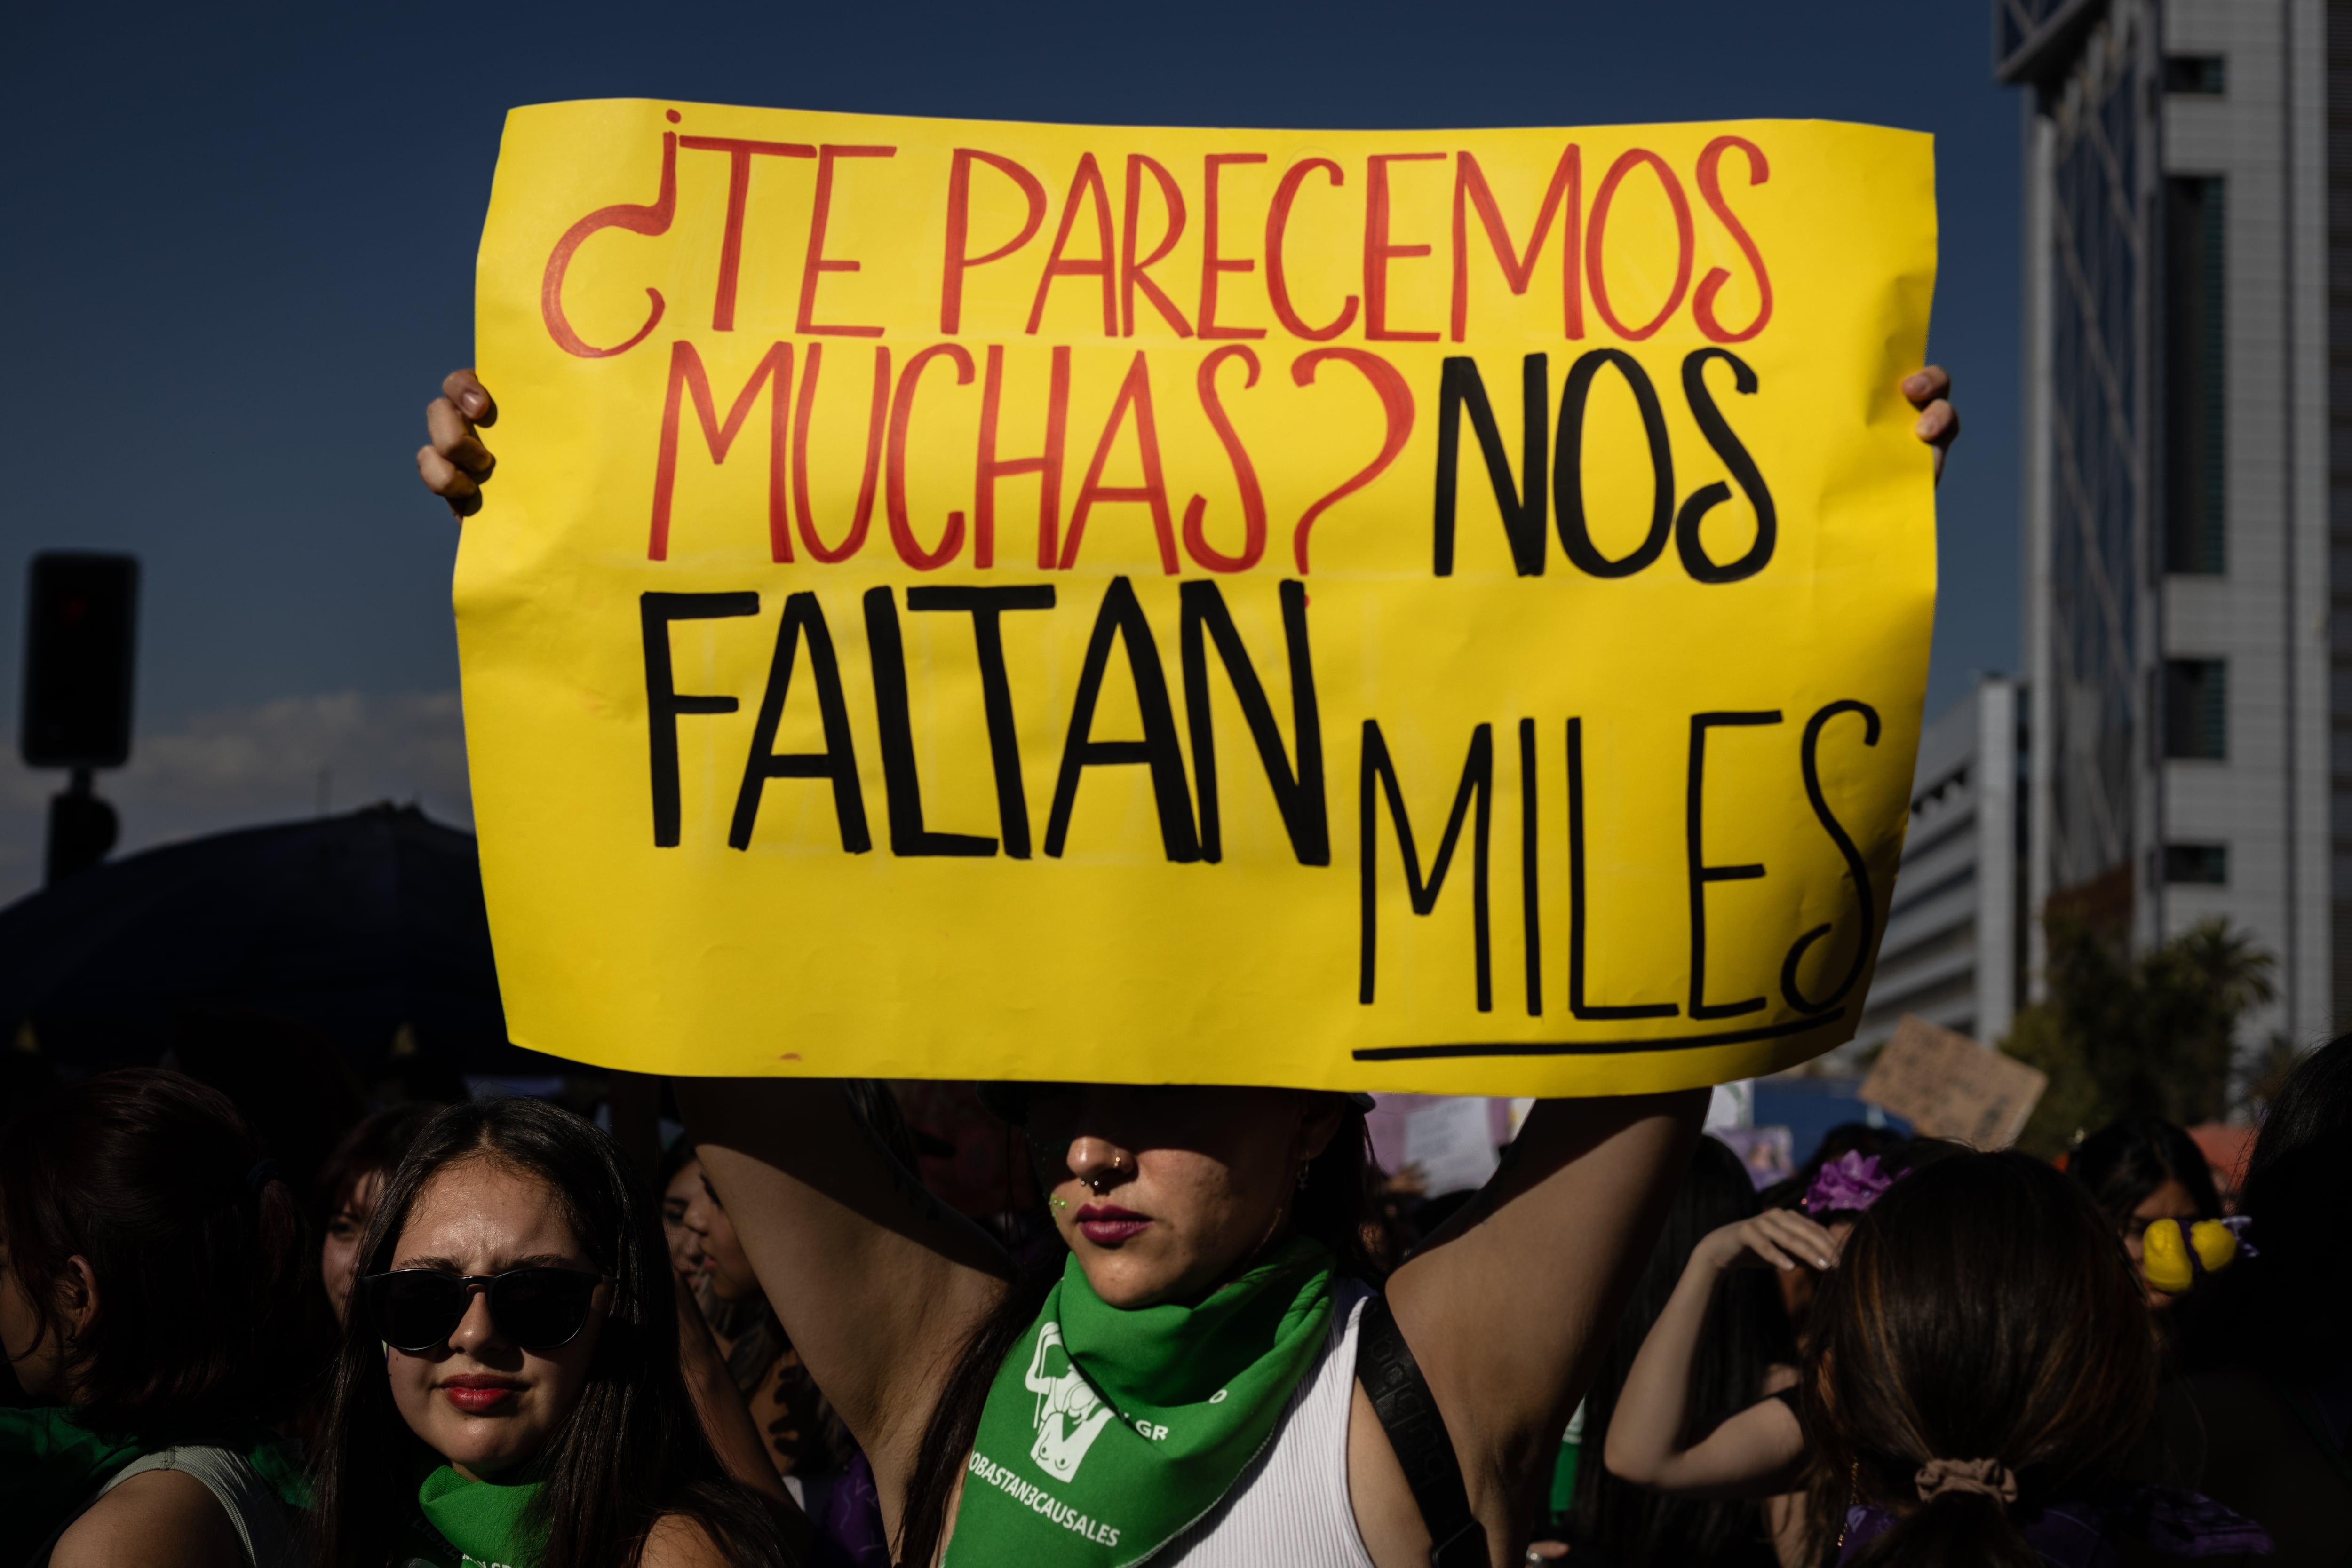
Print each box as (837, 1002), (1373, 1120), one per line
(402, 1464), (544, 1568)
(944, 1237), (1334, 1568)
(0, 1406), (309, 1564)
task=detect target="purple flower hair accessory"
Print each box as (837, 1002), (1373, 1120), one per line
(1804, 1150), (1896, 1215)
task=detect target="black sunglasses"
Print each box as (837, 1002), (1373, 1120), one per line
(360, 1267), (612, 1354)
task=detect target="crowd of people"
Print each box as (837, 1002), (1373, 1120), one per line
(1526, 1095), (2352, 1568)
(8, 360), (2348, 1568)
(3, 1033), (2345, 1567)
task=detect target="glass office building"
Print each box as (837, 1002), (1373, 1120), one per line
(1999, 0), (2340, 1050)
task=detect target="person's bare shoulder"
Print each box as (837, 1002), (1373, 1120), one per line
(639, 1512), (733, 1568)
(52, 1467), (245, 1568)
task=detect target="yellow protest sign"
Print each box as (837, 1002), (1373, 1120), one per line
(457, 99), (1937, 1095)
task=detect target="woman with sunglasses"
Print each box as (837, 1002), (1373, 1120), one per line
(417, 363), (1961, 1567)
(308, 1096), (801, 1568)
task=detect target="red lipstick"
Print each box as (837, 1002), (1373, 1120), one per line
(1075, 1203), (1152, 1244)
(441, 1374), (522, 1414)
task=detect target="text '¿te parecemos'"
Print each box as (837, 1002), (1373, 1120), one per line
(550, 120), (1778, 581)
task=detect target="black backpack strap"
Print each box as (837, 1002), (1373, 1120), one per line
(1355, 1292), (1488, 1568)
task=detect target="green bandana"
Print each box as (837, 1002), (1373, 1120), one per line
(944, 1236), (1335, 1568)
(0, 1406), (309, 1564)
(403, 1464), (544, 1568)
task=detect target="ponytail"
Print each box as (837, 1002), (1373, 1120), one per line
(1801, 1154), (2160, 1565)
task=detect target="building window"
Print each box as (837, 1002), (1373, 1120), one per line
(2164, 659), (2228, 759)
(2164, 177), (2226, 574)
(2164, 55), (2227, 95)
(2164, 55), (2227, 94)
(2164, 842), (2229, 884)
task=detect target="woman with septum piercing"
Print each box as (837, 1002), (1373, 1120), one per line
(415, 365), (1959, 1568)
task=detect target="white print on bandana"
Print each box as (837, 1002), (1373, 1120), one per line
(1024, 1321), (1116, 1481)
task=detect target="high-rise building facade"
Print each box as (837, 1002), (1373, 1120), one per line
(1850, 679), (2024, 1061)
(1999, 0), (2339, 1051)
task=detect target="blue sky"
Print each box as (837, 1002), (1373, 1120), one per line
(0, 0), (2022, 901)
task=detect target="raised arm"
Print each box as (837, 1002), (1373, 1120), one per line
(1603, 1209), (1833, 1498)
(673, 1078), (1010, 1516)
(1386, 1091), (1706, 1529)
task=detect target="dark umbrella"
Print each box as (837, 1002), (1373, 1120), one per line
(0, 802), (557, 1080)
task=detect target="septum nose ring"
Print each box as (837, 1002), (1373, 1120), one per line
(1083, 1150), (1129, 1192)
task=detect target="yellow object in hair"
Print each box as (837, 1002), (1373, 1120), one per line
(2142, 1220), (2195, 1295)
(2141, 1217), (2239, 1295)
(2189, 1218), (2239, 1273)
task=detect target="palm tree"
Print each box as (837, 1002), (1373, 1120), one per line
(2001, 916), (2275, 1155)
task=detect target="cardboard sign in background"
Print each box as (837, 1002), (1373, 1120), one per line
(457, 100), (1938, 1093)
(1861, 1015), (2047, 1149)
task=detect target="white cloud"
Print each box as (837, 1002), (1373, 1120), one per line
(0, 691), (471, 907)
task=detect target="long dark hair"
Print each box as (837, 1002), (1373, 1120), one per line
(309, 1097), (796, 1568)
(1803, 1152), (2158, 1568)
(0, 1067), (304, 1438)
(2066, 1115), (2222, 1229)
(892, 1094), (1370, 1566)
(1568, 1134), (1792, 1567)
(2180, 1033), (2352, 1380)
(2243, 1033), (2352, 1186)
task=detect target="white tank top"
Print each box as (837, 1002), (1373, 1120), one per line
(40, 1444), (298, 1568)
(1149, 1277), (1378, 1568)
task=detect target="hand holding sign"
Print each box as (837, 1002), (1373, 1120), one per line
(441, 101), (1945, 1093)
(419, 370), (498, 519)
(1903, 365), (1957, 484)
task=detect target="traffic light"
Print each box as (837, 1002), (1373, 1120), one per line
(20, 552), (139, 884)
(21, 552), (139, 769)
